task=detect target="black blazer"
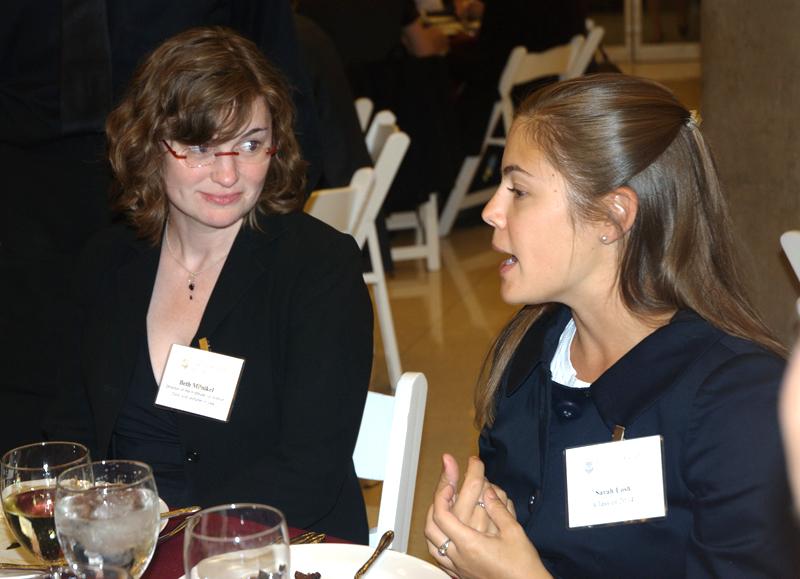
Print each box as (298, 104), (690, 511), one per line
(47, 212), (373, 543)
(481, 305), (798, 577)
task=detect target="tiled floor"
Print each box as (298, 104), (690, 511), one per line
(363, 71), (702, 563)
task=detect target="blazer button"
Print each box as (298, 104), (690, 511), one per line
(555, 400), (582, 420)
(528, 492), (538, 513)
(185, 450), (200, 463)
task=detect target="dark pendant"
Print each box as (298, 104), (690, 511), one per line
(189, 282), (195, 291)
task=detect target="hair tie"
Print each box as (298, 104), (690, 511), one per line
(687, 109), (702, 130)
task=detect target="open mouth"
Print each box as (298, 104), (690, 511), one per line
(500, 254), (518, 273)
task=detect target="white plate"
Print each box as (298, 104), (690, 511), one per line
(290, 543), (449, 578)
(158, 498), (169, 532)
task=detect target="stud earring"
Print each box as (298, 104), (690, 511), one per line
(600, 235), (609, 244)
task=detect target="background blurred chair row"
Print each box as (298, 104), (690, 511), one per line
(439, 26), (605, 236)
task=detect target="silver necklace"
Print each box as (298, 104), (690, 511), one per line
(163, 222), (229, 300)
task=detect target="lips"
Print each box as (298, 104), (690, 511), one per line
(499, 254), (518, 274)
(200, 192), (242, 206)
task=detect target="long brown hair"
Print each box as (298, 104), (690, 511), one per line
(106, 26), (306, 244)
(476, 74), (786, 428)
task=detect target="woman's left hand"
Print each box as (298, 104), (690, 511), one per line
(425, 456), (551, 579)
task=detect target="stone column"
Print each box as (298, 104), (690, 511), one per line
(702, 0), (800, 345)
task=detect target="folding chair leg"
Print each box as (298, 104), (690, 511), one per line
(423, 193), (441, 271)
(439, 155), (481, 237)
(365, 226), (402, 388)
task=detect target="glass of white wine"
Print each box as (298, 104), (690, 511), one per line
(1, 441), (90, 564)
(183, 504), (289, 579)
(55, 460), (160, 579)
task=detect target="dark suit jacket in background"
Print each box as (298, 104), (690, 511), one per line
(45, 212), (373, 543)
(481, 305), (799, 578)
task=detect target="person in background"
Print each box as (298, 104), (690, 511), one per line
(296, 0), (457, 222)
(425, 74), (798, 577)
(447, 0), (588, 156)
(293, 13), (372, 189)
(45, 27), (373, 544)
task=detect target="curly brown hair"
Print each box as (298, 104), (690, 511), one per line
(106, 26), (306, 244)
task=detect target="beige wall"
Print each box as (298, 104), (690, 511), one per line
(702, 0), (800, 345)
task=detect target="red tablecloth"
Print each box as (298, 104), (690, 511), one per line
(143, 523), (345, 578)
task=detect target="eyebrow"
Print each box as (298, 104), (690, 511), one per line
(502, 164), (533, 177)
(238, 127), (269, 138)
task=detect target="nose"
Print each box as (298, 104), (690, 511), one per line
(210, 154), (239, 188)
(481, 186), (506, 229)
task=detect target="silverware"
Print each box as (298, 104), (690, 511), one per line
(157, 518), (190, 544)
(353, 530), (394, 578)
(160, 505), (201, 520)
(290, 531), (326, 545)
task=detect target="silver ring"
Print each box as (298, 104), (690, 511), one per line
(477, 500), (486, 508)
(437, 538), (451, 557)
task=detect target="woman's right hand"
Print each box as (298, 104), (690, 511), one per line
(424, 454), (550, 579)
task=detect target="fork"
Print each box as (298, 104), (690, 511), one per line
(290, 531), (326, 545)
(157, 518), (190, 544)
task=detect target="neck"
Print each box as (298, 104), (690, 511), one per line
(568, 296), (675, 383)
(164, 216), (243, 272)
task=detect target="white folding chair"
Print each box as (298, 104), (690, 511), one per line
(354, 125), (411, 388)
(566, 25), (605, 79)
(353, 372), (428, 553)
(439, 36), (586, 236)
(355, 97), (374, 133)
(366, 110), (441, 271)
(305, 166), (374, 234)
(306, 136), (408, 390)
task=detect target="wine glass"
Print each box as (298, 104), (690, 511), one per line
(55, 460), (160, 579)
(184, 504), (290, 579)
(1, 441), (90, 563)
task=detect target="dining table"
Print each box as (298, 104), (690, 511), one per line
(143, 522), (346, 579)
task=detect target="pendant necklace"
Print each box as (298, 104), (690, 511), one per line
(163, 222), (229, 301)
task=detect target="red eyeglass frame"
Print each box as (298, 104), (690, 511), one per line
(162, 140), (278, 163)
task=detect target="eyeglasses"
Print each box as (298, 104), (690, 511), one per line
(163, 139), (278, 168)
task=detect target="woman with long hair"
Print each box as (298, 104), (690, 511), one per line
(425, 74), (796, 577)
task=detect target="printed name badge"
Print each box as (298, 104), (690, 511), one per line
(564, 435), (666, 529)
(155, 344), (245, 422)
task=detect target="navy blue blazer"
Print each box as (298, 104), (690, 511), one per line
(46, 212), (373, 543)
(480, 306), (798, 578)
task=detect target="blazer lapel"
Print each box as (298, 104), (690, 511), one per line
(192, 215), (287, 347)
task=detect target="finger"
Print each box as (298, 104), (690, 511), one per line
(442, 453), (460, 488)
(452, 456), (486, 520)
(484, 486), (520, 533)
(488, 483), (516, 517)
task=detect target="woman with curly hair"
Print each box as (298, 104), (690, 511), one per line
(47, 26), (372, 543)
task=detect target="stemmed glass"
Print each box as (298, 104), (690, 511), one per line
(1, 441), (90, 564)
(55, 460), (160, 579)
(184, 504), (290, 579)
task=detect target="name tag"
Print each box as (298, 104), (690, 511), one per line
(155, 344), (245, 422)
(564, 435), (666, 529)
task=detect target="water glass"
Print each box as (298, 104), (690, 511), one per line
(0, 441), (90, 562)
(184, 504), (289, 579)
(55, 460), (160, 578)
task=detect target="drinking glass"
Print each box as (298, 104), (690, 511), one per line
(183, 504), (289, 579)
(69, 563), (132, 578)
(0, 441), (90, 563)
(55, 460), (160, 579)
